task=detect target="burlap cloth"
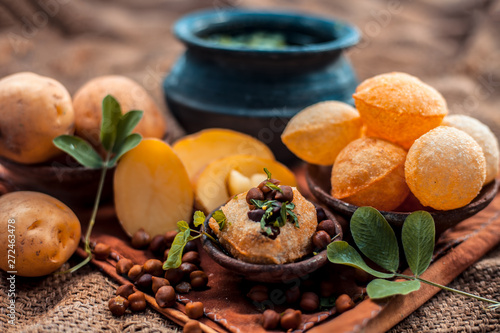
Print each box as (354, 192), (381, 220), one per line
(1, 0), (500, 331)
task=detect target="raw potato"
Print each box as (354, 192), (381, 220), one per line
(173, 128), (275, 182)
(114, 138), (193, 237)
(0, 191), (81, 277)
(195, 155), (296, 213)
(73, 75), (167, 148)
(281, 101), (363, 165)
(0, 72), (75, 164)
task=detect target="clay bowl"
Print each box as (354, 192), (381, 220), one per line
(0, 155), (115, 207)
(305, 164), (499, 238)
(201, 203), (343, 283)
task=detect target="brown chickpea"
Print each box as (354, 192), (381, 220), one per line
(280, 309), (302, 330)
(275, 185), (293, 202)
(155, 285), (176, 308)
(164, 230), (178, 247)
(152, 276), (170, 294)
(176, 281), (192, 294)
(247, 285), (268, 303)
(300, 292), (319, 312)
(93, 243), (111, 261)
(149, 235), (167, 255)
(317, 219), (337, 238)
(190, 270), (208, 289)
(262, 309), (280, 330)
(312, 230), (331, 249)
(183, 320), (202, 333)
(320, 280), (336, 298)
(131, 228), (151, 249)
(183, 241), (197, 253)
(335, 294), (355, 313)
(179, 262), (198, 276)
(185, 301), (204, 319)
(134, 274), (153, 293)
(116, 283), (135, 299)
(285, 286), (301, 304)
(143, 259), (164, 277)
(116, 258), (134, 275)
(246, 187), (264, 204)
(258, 178), (280, 193)
(127, 264), (144, 281)
(182, 251), (201, 266)
(108, 296), (129, 316)
(163, 248), (170, 262)
(128, 291), (147, 312)
(315, 207), (327, 222)
(165, 268), (184, 285)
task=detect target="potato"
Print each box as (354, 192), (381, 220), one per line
(114, 138), (193, 237)
(0, 191), (81, 277)
(73, 75), (167, 148)
(195, 155), (296, 213)
(173, 128), (275, 182)
(0, 72), (75, 164)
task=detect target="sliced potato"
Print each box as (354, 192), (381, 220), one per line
(173, 128), (275, 182)
(114, 139), (193, 236)
(195, 155), (296, 213)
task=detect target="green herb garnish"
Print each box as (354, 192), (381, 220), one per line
(212, 210), (227, 231)
(327, 207), (500, 308)
(264, 167), (272, 180)
(53, 95), (143, 274)
(163, 210), (221, 270)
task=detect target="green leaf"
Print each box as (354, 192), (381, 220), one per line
(113, 110), (143, 153)
(177, 220), (189, 232)
(402, 211), (435, 276)
(53, 135), (103, 169)
(100, 95), (122, 151)
(366, 279), (421, 299)
(163, 229), (190, 270)
(264, 167), (272, 179)
(351, 207), (399, 273)
(193, 211), (206, 227)
(213, 210), (227, 230)
(327, 241), (394, 279)
(108, 133), (142, 166)
(320, 296), (337, 310)
(266, 182), (283, 193)
(280, 202), (287, 226)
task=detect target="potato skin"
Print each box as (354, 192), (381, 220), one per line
(0, 72), (75, 164)
(73, 75), (167, 148)
(0, 191), (81, 277)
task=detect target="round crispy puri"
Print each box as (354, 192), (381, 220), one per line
(209, 188), (317, 265)
(353, 72), (448, 149)
(281, 101), (363, 165)
(331, 137), (409, 211)
(441, 115), (499, 184)
(405, 126), (486, 210)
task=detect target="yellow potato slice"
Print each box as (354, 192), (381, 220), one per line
(173, 128), (275, 182)
(114, 139), (193, 236)
(195, 155), (296, 213)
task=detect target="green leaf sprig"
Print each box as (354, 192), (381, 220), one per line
(53, 95), (143, 274)
(163, 210), (223, 270)
(327, 207), (500, 309)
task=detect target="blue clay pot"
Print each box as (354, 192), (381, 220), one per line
(163, 9), (360, 162)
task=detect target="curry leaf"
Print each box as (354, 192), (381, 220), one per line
(193, 211), (206, 227)
(113, 110), (143, 153)
(163, 229), (190, 270)
(213, 210), (227, 230)
(351, 207), (399, 273)
(177, 220), (189, 232)
(402, 211), (435, 276)
(53, 135), (103, 169)
(327, 241), (394, 279)
(108, 133), (142, 166)
(100, 95), (122, 151)
(264, 168), (272, 179)
(266, 182), (283, 193)
(367, 279), (421, 299)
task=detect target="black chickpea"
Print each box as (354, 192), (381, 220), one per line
(155, 285), (176, 308)
(280, 309), (302, 330)
(108, 296), (129, 316)
(182, 251), (200, 266)
(165, 268), (184, 285)
(185, 301), (204, 319)
(262, 309), (280, 330)
(116, 283), (135, 299)
(247, 285), (268, 303)
(152, 276), (170, 294)
(190, 270), (208, 289)
(134, 274), (153, 293)
(312, 230), (331, 249)
(131, 228), (151, 249)
(143, 259), (164, 277)
(246, 187), (265, 204)
(300, 292), (319, 312)
(335, 294), (355, 313)
(128, 291), (147, 312)
(317, 219), (337, 238)
(149, 235), (167, 255)
(176, 281), (192, 294)
(116, 258), (134, 275)
(127, 264), (144, 281)
(93, 243), (111, 260)
(184, 320), (202, 333)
